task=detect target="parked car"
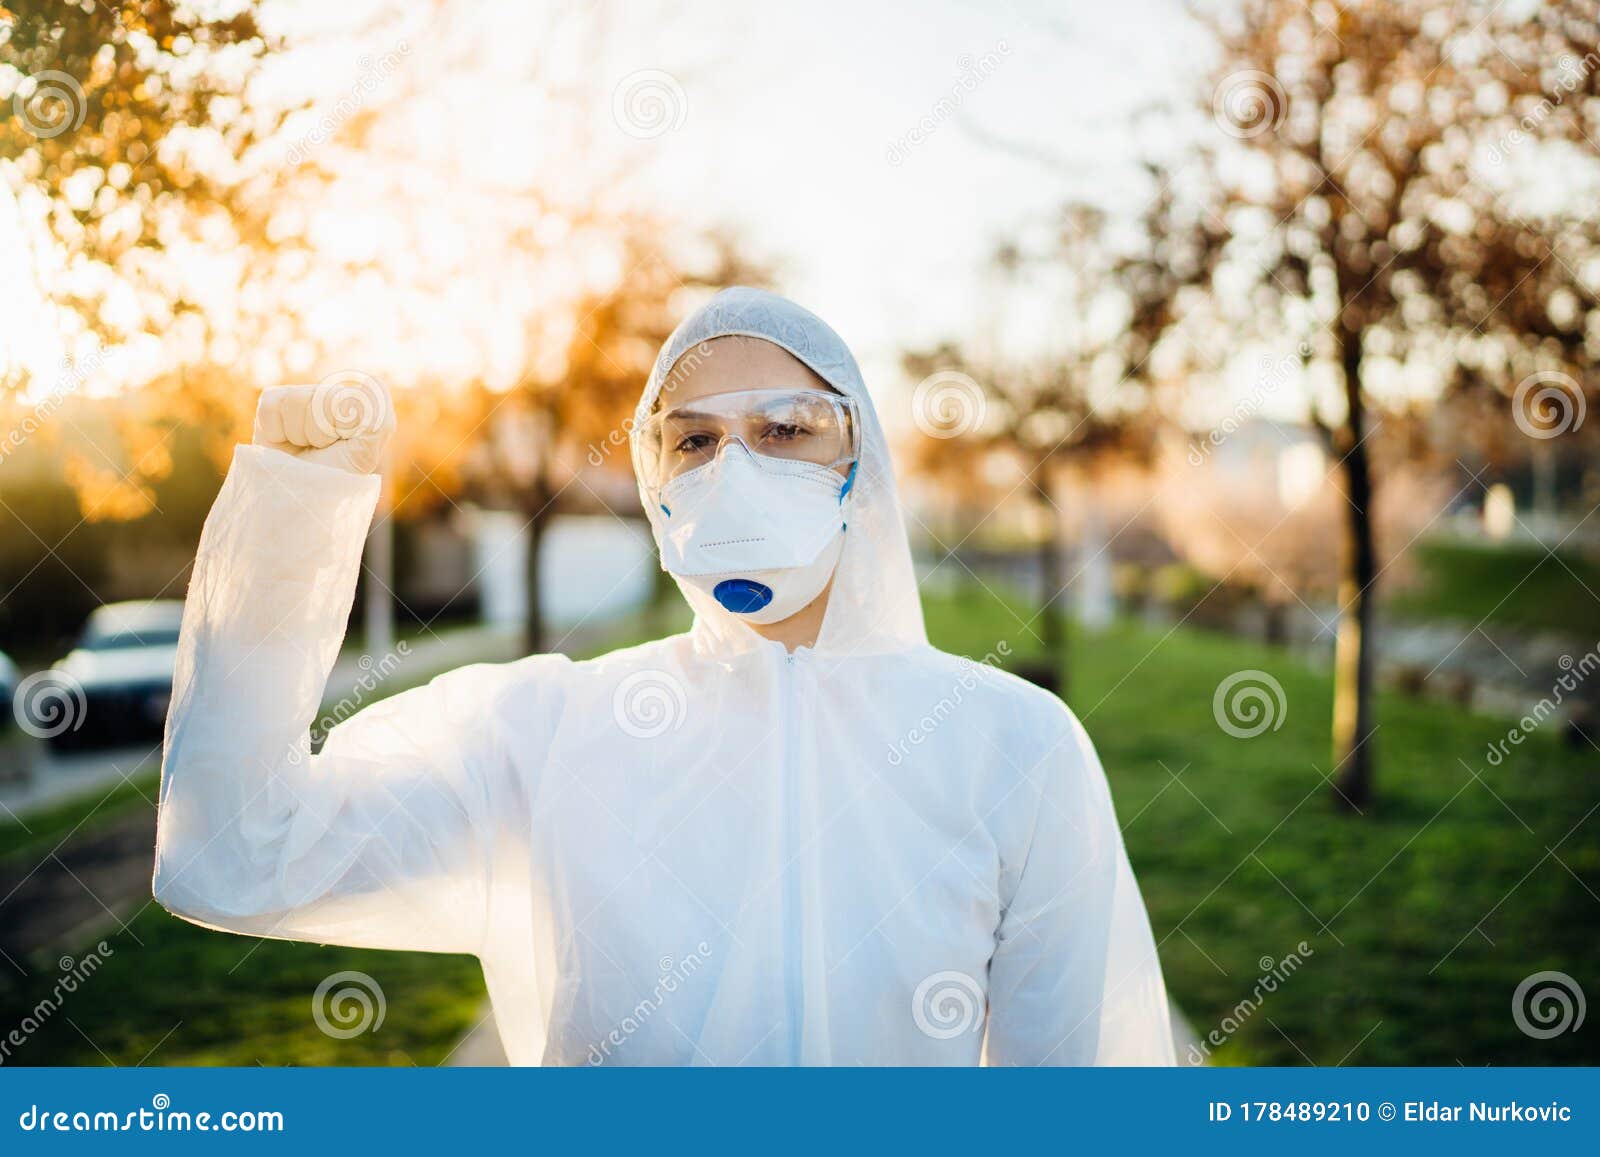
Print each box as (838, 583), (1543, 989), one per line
(40, 601), (184, 753)
(0, 649), (17, 734)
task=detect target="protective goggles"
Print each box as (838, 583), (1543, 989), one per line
(634, 388), (859, 494)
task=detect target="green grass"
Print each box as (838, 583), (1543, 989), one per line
(0, 766), (159, 861)
(0, 906), (486, 1066)
(1391, 538), (1600, 637)
(3, 589), (1594, 1066)
(0, 614), (657, 1067)
(924, 586), (1600, 1066)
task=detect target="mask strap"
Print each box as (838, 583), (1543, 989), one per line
(838, 460), (858, 503)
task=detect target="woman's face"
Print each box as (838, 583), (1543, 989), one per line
(660, 334), (831, 408)
(649, 336), (854, 483)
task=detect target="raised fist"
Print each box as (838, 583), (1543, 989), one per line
(253, 373), (395, 475)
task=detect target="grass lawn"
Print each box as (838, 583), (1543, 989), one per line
(0, 906), (486, 1066)
(3, 588), (1595, 1065)
(0, 767), (159, 861)
(924, 585), (1600, 1066)
(1391, 538), (1600, 638)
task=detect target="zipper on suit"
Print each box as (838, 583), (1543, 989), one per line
(778, 643), (804, 1063)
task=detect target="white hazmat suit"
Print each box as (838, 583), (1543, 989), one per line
(153, 287), (1175, 1065)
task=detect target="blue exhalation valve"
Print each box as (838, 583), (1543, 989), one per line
(713, 579), (774, 614)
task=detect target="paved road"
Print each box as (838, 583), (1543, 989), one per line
(0, 624), (529, 974)
(0, 808), (156, 968)
(0, 625), (527, 823)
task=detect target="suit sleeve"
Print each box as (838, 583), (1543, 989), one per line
(984, 711), (1176, 1065)
(153, 444), (514, 954)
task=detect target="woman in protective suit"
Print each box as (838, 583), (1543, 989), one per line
(153, 287), (1175, 1066)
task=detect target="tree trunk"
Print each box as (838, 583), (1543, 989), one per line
(1035, 475), (1068, 695)
(363, 458), (394, 658)
(523, 478), (552, 657)
(1330, 327), (1378, 811)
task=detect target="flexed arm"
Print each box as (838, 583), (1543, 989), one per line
(153, 380), (502, 954)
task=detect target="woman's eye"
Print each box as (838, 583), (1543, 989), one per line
(764, 423), (807, 442)
(672, 432), (718, 454)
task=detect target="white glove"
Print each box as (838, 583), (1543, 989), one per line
(252, 374), (395, 475)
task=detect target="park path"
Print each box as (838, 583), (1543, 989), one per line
(0, 624), (528, 973)
(0, 624), (527, 823)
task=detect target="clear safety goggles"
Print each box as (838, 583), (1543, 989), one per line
(634, 388), (859, 494)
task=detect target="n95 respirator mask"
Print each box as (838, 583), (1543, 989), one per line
(655, 442), (855, 625)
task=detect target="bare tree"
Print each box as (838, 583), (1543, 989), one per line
(1127, 0), (1600, 809)
(903, 205), (1153, 689)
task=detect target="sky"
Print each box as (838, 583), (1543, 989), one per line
(580, 0), (1209, 382)
(3, 0), (1228, 415)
